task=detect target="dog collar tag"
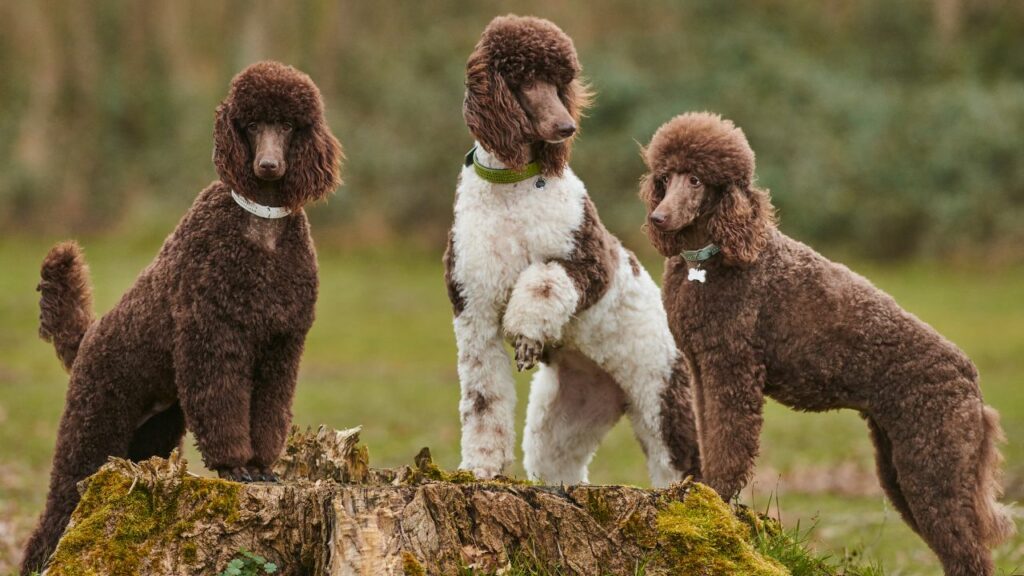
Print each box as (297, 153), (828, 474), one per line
(688, 267), (707, 283)
(231, 190), (292, 219)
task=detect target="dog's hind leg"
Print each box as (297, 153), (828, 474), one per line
(619, 358), (701, 489)
(887, 396), (1000, 576)
(127, 402), (186, 462)
(20, 376), (136, 575)
(864, 415), (918, 534)
(522, 350), (626, 485)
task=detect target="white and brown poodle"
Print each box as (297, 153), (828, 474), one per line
(443, 15), (700, 486)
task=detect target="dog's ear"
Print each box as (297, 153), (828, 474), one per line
(281, 114), (344, 210)
(564, 78), (593, 124)
(213, 102), (257, 197)
(708, 184), (774, 265)
(638, 172), (677, 257)
(463, 46), (532, 170)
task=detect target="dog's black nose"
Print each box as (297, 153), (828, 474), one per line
(259, 159), (279, 171)
(649, 213), (666, 227)
(556, 122), (576, 139)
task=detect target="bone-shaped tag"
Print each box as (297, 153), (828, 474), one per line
(688, 267), (707, 283)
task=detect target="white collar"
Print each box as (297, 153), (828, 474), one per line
(231, 190), (291, 219)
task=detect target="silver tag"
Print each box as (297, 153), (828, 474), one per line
(688, 267), (707, 283)
(535, 177), (546, 189)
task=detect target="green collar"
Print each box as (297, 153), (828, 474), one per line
(465, 146), (541, 184)
(681, 243), (720, 262)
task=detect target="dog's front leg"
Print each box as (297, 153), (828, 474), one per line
(248, 332), (305, 481)
(696, 343), (766, 501)
(455, 308), (517, 479)
(174, 320), (256, 481)
(503, 262), (580, 370)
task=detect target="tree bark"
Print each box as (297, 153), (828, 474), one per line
(45, 426), (788, 576)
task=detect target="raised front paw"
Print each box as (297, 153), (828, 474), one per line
(216, 466), (254, 483)
(514, 334), (543, 372)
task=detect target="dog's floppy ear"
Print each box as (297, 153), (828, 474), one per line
(281, 114), (344, 210)
(213, 102), (257, 197)
(463, 46), (532, 170)
(564, 78), (593, 125)
(708, 184), (774, 265)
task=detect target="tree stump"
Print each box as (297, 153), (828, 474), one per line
(45, 426), (790, 575)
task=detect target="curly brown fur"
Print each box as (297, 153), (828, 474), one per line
(639, 113), (774, 265)
(463, 14), (592, 175)
(641, 112), (1014, 576)
(20, 61), (342, 575)
(37, 242), (94, 371)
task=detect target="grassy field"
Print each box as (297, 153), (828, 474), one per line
(0, 235), (1022, 574)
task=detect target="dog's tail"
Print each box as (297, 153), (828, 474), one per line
(38, 241), (95, 371)
(976, 404), (1016, 547)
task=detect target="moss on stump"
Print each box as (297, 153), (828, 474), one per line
(45, 426), (801, 575)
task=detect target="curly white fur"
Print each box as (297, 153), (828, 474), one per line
(449, 144), (695, 487)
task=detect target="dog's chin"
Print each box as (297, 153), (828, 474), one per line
(255, 170), (285, 182)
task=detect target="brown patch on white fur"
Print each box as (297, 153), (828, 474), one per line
(626, 250), (641, 277)
(443, 229), (466, 316)
(659, 361), (702, 479)
(531, 280), (555, 299)
(556, 197), (619, 314)
(470, 391), (491, 415)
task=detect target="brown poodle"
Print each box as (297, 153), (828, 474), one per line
(445, 15), (700, 488)
(638, 111), (1014, 575)
(20, 61), (342, 575)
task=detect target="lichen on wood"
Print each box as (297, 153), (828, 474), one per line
(46, 426), (794, 575)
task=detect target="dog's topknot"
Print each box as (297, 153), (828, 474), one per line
(644, 112), (755, 188)
(223, 61), (324, 126)
(478, 15), (581, 88)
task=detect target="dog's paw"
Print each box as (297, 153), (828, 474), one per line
(246, 465), (280, 483)
(514, 334), (543, 372)
(217, 466), (254, 483)
(468, 465), (503, 480)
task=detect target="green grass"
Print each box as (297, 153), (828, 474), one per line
(0, 235), (1022, 574)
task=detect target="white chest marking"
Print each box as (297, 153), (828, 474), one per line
(452, 165), (586, 307)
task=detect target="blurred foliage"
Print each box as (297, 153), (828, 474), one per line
(1, 0), (1022, 259)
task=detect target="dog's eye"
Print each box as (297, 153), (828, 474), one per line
(689, 175), (702, 187)
(246, 122), (258, 132)
(282, 122), (293, 132)
(658, 175), (670, 187)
